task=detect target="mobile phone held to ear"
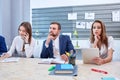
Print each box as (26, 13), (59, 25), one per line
(25, 33), (28, 36)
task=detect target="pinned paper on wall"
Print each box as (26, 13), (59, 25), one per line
(85, 13), (95, 19)
(112, 11), (120, 22)
(76, 22), (85, 29)
(62, 33), (71, 39)
(86, 22), (93, 29)
(68, 13), (77, 20)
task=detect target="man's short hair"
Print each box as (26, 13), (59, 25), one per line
(50, 22), (61, 30)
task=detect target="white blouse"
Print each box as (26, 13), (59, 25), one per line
(7, 36), (35, 58)
(89, 36), (114, 58)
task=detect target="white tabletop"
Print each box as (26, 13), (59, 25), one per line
(0, 58), (119, 80)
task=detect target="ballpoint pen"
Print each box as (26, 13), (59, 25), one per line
(91, 68), (108, 74)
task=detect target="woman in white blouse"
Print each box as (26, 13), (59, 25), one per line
(2, 22), (35, 58)
(90, 20), (114, 65)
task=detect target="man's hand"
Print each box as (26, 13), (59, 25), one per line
(61, 54), (68, 62)
(45, 33), (55, 45)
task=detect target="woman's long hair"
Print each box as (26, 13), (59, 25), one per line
(18, 22), (32, 44)
(90, 20), (108, 49)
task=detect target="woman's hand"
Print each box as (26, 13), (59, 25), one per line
(94, 35), (100, 43)
(93, 35), (101, 48)
(0, 53), (10, 59)
(21, 33), (29, 44)
(92, 57), (104, 65)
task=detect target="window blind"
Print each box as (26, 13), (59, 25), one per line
(32, 3), (120, 39)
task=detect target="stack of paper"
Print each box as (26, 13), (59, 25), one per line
(0, 57), (20, 62)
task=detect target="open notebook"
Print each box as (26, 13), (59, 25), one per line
(38, 58), (65, 64)
(81, 48), (99, 64)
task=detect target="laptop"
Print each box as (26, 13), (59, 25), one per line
(81, 48), (99, 64)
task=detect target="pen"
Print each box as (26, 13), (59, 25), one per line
(91, 68), (108, 74)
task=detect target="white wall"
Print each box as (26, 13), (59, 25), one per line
(0, 0), (2, 34)
(30, 0), (120, 8)
(0, 0), (30, 47)
(0, 0), (11, 47)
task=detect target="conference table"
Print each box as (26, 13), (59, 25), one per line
(0, 58), (120, 80)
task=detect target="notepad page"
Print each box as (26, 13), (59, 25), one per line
(61, 64), (74, 69)
(0, 57), (20, 62)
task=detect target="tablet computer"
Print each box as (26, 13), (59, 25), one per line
(81, 48), (99, 64)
